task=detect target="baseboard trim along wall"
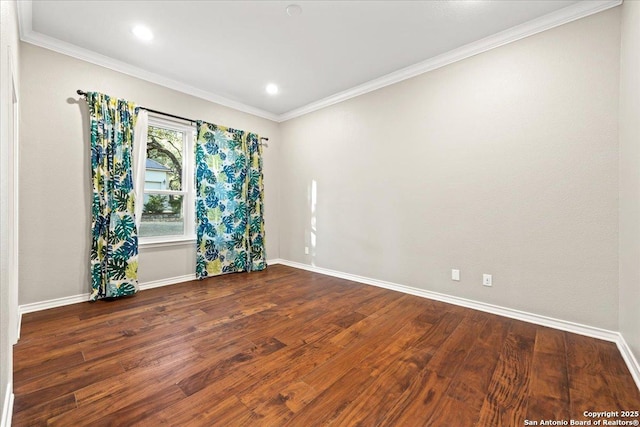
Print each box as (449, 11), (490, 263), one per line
(269, 258), (640, 391)
(1, 382), (13, 427)
(15, 259), (640, 391)
(138, 274), (197, 291)
(16, 262), (279, 321)
(19, 293), (91, 315)
(18, 273), (201, 316)
(16, 273), (202, 341)
(617, 335), (640, 391)
(270, 259), (618, 340)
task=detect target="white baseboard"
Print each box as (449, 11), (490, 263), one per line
(273, 259), (640, 391)
(18, 263), (280, 316)
(1, 382), (13, 427)
(19, 293), (90, 315)
(15, 259), (640, 392)
(616, 334), (640, 391)
(138, 274), (196, 291)
(16, 311), (21, 344)
(274, 259), (620, 342)
(16, 275), (196, 341)
(18, 273), (200, 316)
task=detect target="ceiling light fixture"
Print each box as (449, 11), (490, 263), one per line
(132, 25), (153, 42)
(266, 83), (279, 95)
(286, 4), (302, 17)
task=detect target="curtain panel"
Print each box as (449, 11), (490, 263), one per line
(195, 121), (266, 279)
(88, 92), (140, 300)
(132, 109), (149, 231)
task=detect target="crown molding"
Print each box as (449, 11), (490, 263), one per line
(16, 0), (31, 39)
(17, 0), (621, 123)
(16, 1), (279, 122)
(278, 0), (622, 121)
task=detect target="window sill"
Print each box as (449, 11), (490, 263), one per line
(139, 236), (196, 249)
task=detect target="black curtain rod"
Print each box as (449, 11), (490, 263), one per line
(76, 89), (269, 142)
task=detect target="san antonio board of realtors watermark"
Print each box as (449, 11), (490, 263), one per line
(524, 410), (640, 426)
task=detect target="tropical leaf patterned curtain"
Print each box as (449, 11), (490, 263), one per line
(195, 121), (266, 279)
(88, 92), (139, 300)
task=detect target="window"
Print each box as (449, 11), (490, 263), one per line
(139, 115), (195, 245)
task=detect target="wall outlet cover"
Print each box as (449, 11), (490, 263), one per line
(483, 274), (492, 287)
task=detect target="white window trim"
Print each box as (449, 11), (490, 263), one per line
(139, 114), (196, 248)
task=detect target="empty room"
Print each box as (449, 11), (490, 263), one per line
(1, 0), (640, 425)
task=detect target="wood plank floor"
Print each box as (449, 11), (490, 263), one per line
(13, 265), (640, 426)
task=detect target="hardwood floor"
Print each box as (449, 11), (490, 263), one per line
(13, 265), (640, 426)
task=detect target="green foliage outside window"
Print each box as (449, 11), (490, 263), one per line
(143, 195), (166, 214)
(147, 126), (183, 190)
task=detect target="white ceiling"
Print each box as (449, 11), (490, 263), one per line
(18, 0), (619, 121)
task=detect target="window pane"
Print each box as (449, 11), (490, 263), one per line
(139, 194), (184, 237)
(145, 126), (184, 191)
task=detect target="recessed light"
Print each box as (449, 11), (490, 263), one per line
(286, 4), (302, 17)
(132, 25), (153, 42)
(266, 83), (279, 95)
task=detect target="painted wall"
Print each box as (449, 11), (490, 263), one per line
(279, 9), (621, 330)
(619, 0), (640, 363)
(0, 0), (20, 421)
(16, 3), (634, 349)
(18, 43), (280, 304)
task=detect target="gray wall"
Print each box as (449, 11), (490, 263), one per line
(18, 43), (281, 304)
(619, 0), (640, 363)
(17, 4), (635, 354)
(0, 0), (20, 417)
(278, 9), (621, 330)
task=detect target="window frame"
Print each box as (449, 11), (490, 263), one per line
(138, 114), (196, 248)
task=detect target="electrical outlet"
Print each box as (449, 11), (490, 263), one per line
(304, 247), (309, 255)
(483, 274), (492, 287)
(451, 269), (460, 281)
